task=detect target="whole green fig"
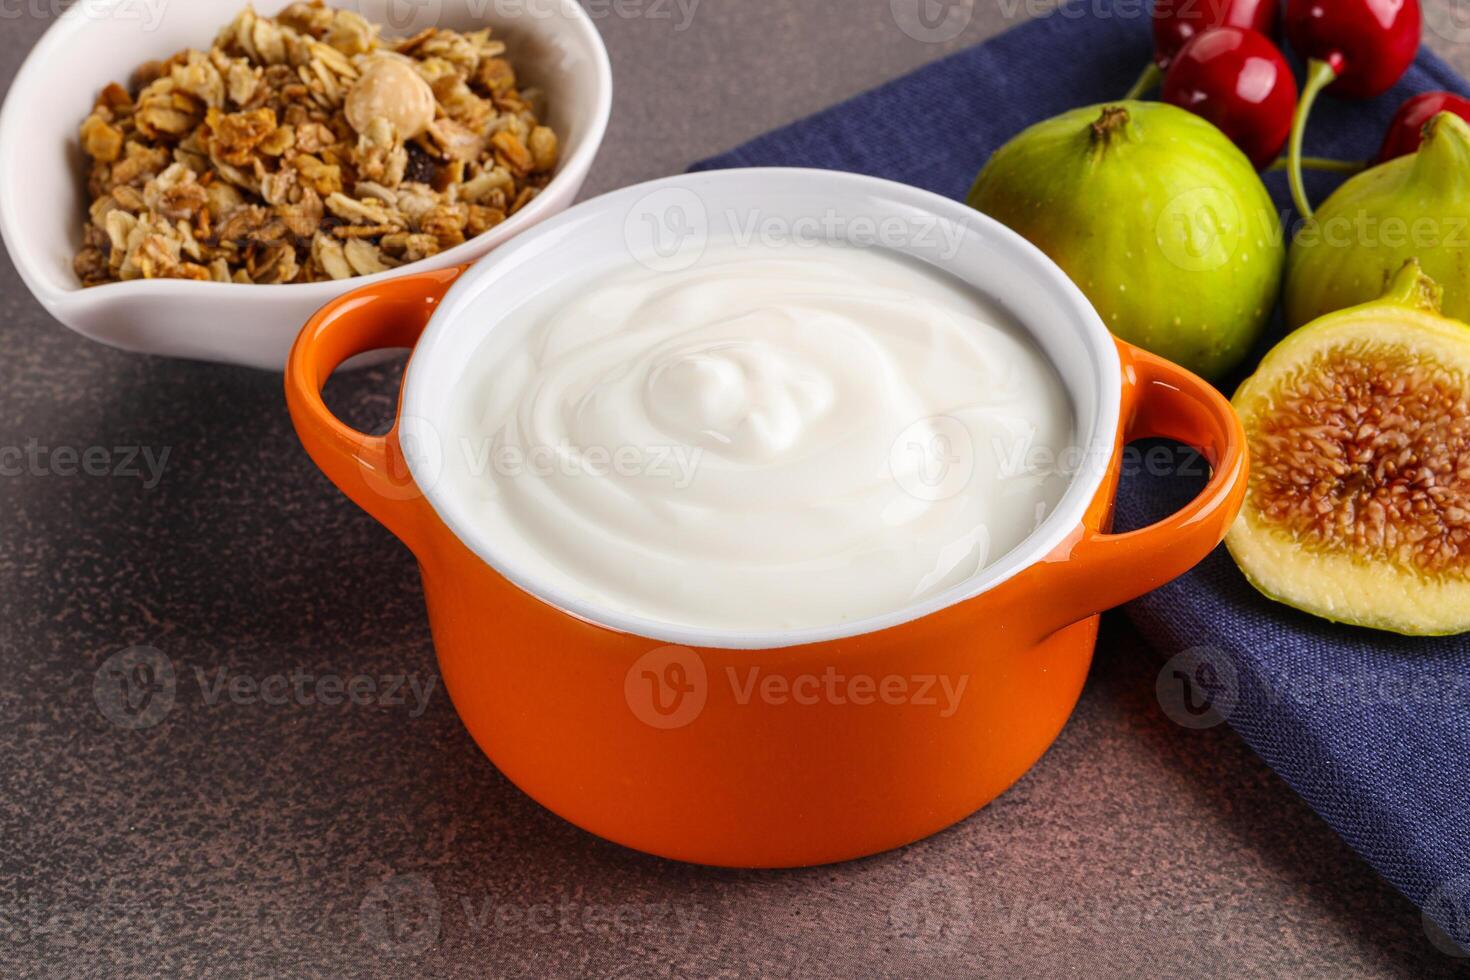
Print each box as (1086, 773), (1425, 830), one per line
(1286, 112), (1470, 330)
(968, 102), (1284, 379)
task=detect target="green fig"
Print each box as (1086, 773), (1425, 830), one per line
(1228, 260), (1470, 636)
(967, 102), (1284, 379)
(1286, 112), (1470, 330)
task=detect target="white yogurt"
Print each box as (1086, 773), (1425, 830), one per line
(441, 241), (1076, 631)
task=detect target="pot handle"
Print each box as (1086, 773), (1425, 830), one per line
(1026, 339), (1249, 637)
(284, 266), (466, 553)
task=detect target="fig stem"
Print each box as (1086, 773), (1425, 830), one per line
(1413, 112), (1470, 196)
(1089, 105), (1131, 150)
(1122, 62), (1163, 101)
(1288, 58), (1341, 221)
(1267, 155), (1366, 174)
(1382, 259), (1443, 314)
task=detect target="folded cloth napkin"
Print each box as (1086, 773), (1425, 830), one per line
(691, 1), (1470, 948)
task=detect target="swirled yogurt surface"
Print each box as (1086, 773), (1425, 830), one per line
(441, 242), (1076, 632)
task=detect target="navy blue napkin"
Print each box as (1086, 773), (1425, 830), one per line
(691, 2), (1470, 948)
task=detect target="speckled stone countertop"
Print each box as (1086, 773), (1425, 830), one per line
(2, 2), (1466, 977)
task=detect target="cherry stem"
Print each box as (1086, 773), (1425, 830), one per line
(1122, 62), (1163, 101)
(1288, 58), (1341, 221)
(1267, 155), (1366, 174)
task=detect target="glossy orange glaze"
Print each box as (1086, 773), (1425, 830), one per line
(286, 267), (1248, 868)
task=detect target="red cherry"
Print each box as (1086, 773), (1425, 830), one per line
(1283, 0), (1421, 218)
(1376, 90), (1470, 161)
(1152, 0), (1280, 69)
(1284, 0), (1421, 99)
(1162, 28), (1298, 169)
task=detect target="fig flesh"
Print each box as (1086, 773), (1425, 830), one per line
(968, 102), (1283, 379)
(1227, 261), (1470, 635)
(1286, 112), (1470, 330)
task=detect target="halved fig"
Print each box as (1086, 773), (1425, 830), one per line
(1227, 260), (1470, 635)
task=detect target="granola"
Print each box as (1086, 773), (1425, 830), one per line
(73, 2), (559, 287)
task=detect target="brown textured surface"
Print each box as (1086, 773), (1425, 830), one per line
(2, 3), (1467, 977)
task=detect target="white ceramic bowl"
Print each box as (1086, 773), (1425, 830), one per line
(0, 0), (611, 370)
(402, 168), (1126, 648)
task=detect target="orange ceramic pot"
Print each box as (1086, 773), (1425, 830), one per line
(286, 170), (1247, 868)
